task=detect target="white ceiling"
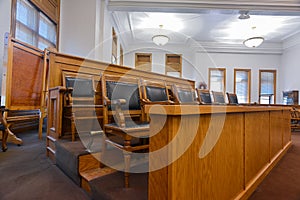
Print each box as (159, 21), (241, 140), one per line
(108, 0), (300, 49)
(112, 10), (300, 47)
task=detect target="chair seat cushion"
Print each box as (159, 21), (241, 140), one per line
(105, 121), (149, 132)
(105, 122), (149, 147)
(106, 135), (147, 146)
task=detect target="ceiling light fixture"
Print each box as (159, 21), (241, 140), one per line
(238, 11), (250, 20)
(243, 36), (264, 48)
(152, 25), (169, 46)
(152, 35), (169, 46)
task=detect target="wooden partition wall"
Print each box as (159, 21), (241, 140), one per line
(146, 105), (291, 200)
(1, 37), (47, 142)
(46, 50), (195, 160)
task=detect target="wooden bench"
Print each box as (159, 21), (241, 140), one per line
(46, 50), (195, 160)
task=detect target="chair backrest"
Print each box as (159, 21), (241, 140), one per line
(196, 89), (212, 104)
(212, 91), (226, 104)
(226, 92), (239, 104)
(140, 79), (170, 103)
(62, 72), (99, 105)
(65, 77), (94, 97)
(102, 75), (142, 124)
(172, 84), (199, 105)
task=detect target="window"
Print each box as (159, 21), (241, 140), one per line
(14, 0), (57, 49)
(209, 68), (226, 93)
(120, 45), (124, 66)
(165, 54), (182, 77)
(135, 53), (152, 72)
(111, 28), (117, 64)
(234, 69), (251, 103)
(259, 70), (277, 104)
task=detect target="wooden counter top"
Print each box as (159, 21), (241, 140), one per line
(145, 104), (290, 115)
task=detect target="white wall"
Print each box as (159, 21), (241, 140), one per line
(123, 45), (197, 81)
(60, 0), (98, 58)
(195, 52), (281, 103)
(60, 0), (115, 62)
(0, 0), (12, 95)
(123, 45), (282, 103)
(280, 34), (300, 104)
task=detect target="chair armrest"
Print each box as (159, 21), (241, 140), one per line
(141, 99), (175, 105)
(110, 99), (127, 128)
(111, 99), (127, 106)
(49, 86), (67, 93)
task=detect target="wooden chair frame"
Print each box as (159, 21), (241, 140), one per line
(62, 71), (102, 141)
(101, 74), (149, 188)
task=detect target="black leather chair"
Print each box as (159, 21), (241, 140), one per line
(226, 92), (239, 104)
(196, 89), (212, 104)
(62, 72), (103, 141)
(140, 79), (173, 103)
(212, 91), (226, 104)
(172, 84), (199, 105)
(102, 75), (149, 188)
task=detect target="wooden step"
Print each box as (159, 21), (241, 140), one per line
(80, 167), (117, 193)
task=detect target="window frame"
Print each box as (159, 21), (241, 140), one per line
(111, 27), (118, 64)
(234, 68), (251, 103)
(135, 53), (152, 72)
(259, 69), (277, 104)
(208, 68), (226, 93)
(165, 54), (182, 78)
(120, 45), (124, 66)
(11, 0), (59, 49)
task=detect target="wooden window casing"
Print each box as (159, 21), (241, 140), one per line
(165, 54), (182, 78)
(234, 69), (251, 103)
(209, 68), (226, 93)
(135, 53), (152, 72)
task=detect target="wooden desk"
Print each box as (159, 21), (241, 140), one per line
(145, 105), (291, 200)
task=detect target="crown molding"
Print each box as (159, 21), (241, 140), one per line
(122, 40), (283, 55)
(192, 41), (283, 55)
(107, 0), (300, 13)
(282, 31), (300, 50)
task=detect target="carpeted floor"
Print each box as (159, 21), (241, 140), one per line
(1, 130), (300, 200)
(249, 133), (300, 200)
(0, 130), (90, 200)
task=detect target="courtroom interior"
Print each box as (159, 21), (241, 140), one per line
(1, 0), (300, 199)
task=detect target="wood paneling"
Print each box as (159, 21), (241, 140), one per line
(283, 110), (292, 146)
(270, 111), (283, 159)
(147, 105), (291, 200)
(47, 51), (194, 89)
(31, 0), (60, 23)
(245, 112), (270, 186)
(6, 41), (44, 110)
